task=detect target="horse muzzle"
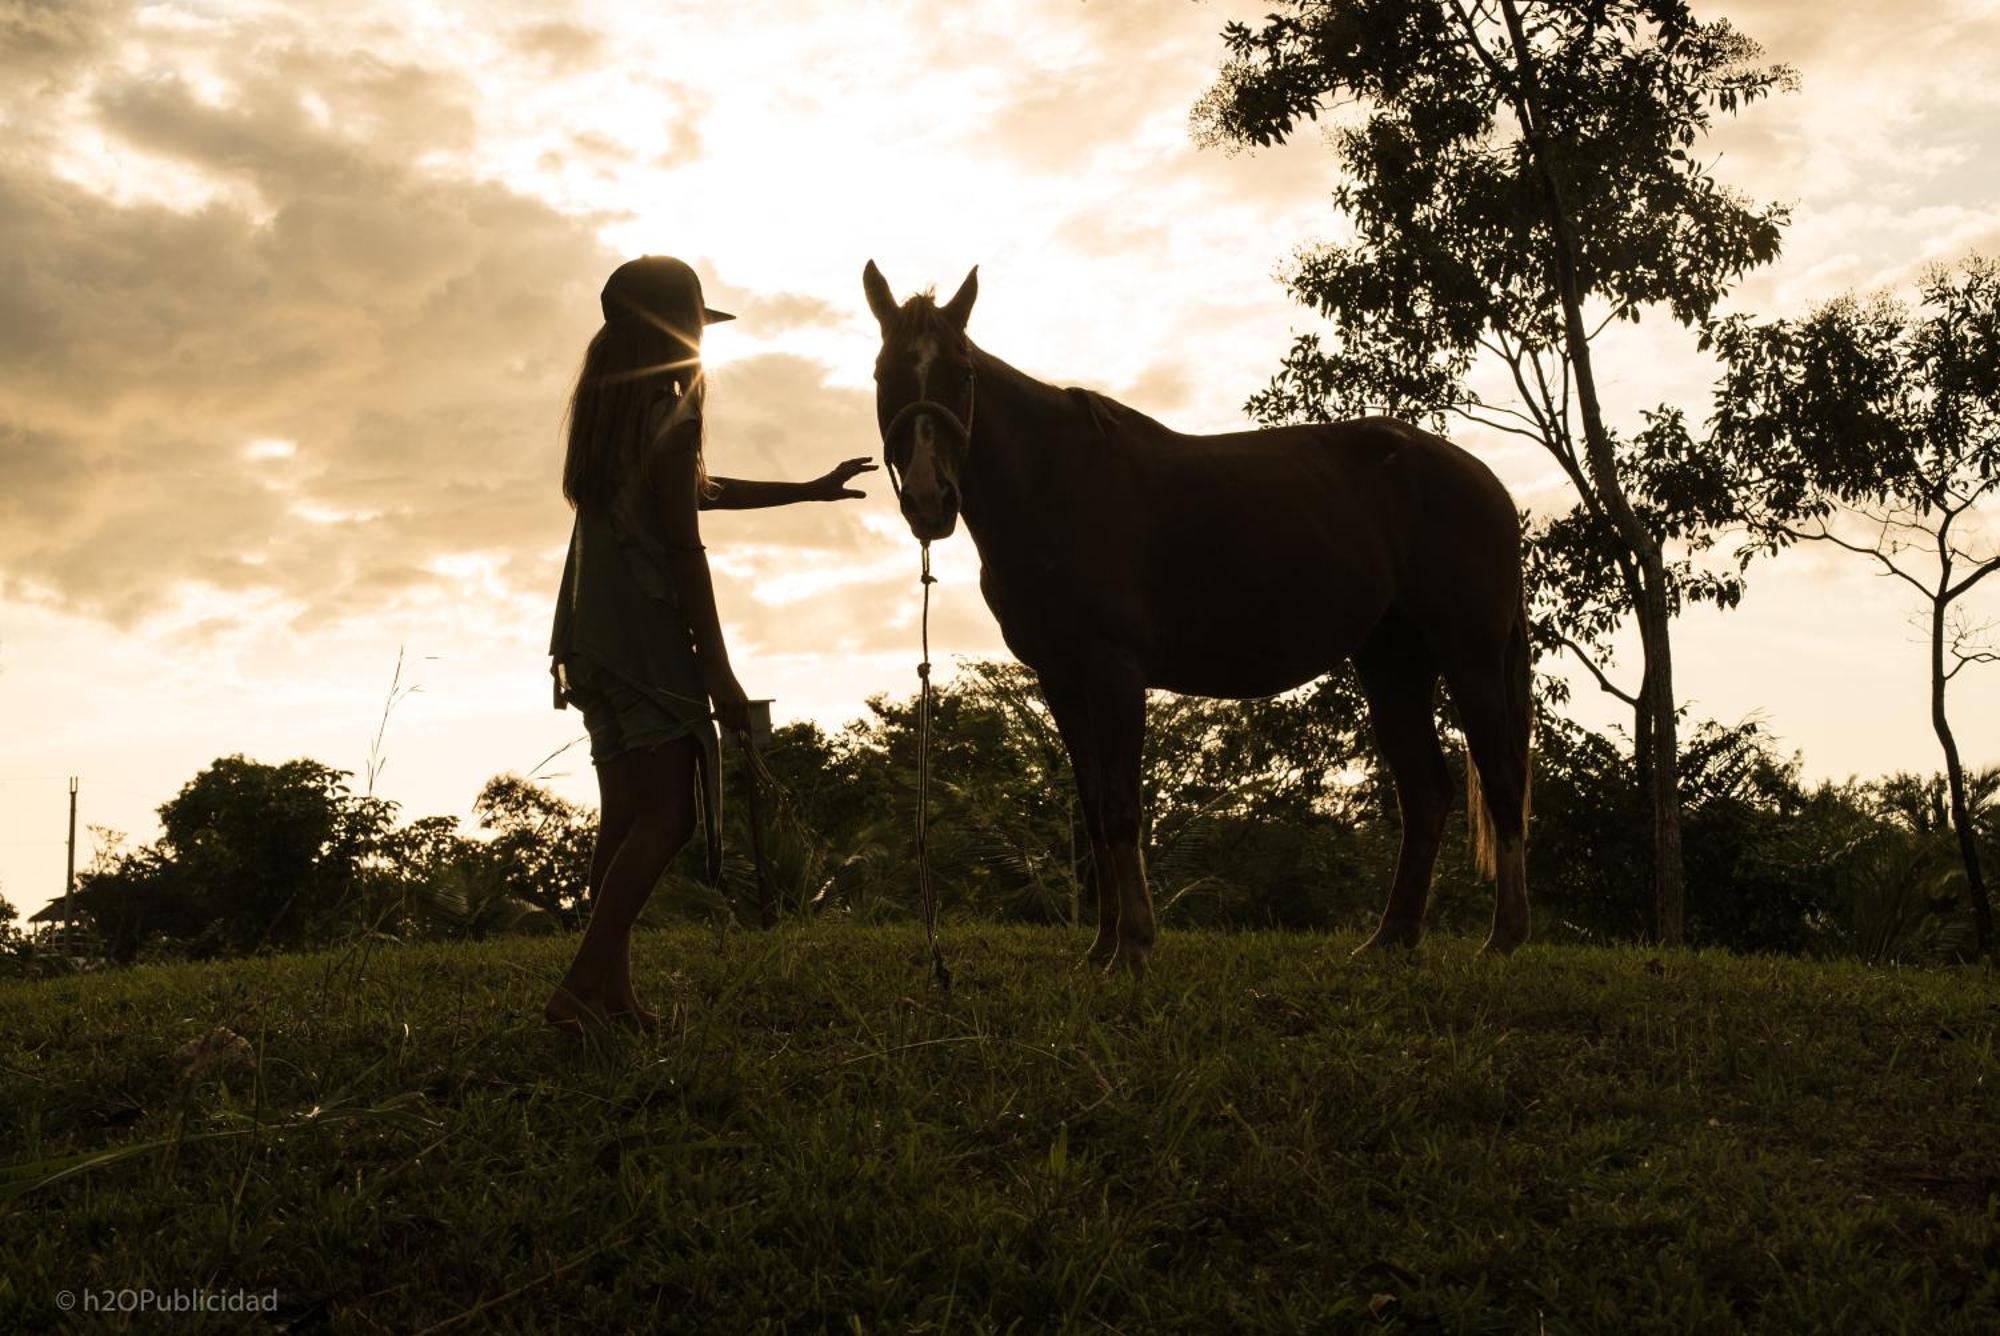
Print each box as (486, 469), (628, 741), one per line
(882, 396), (971, 544)
(900, 484), (959, 542)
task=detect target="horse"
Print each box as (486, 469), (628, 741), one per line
(862, 261), (1531, 973)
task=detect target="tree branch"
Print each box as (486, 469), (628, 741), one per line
(1527, 342), (1576, 460)
(1778, 521), (1933, 597)
(1945, 554), (2000, 604)
(1945, 650), (2000, 683)
(1455, 408), (1559, 446)
(1556, 633), (1641, 707)
(1446, 0), (1514, 85)
(1936, 496), (1960, 593)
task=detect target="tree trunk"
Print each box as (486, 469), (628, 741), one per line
(1632, 683), (1653, 798)
(1500, 0), (1688, 944)
(1931, 598), (1995, 959)
(1639, 593), (1687, 945)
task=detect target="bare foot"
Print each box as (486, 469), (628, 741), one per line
(607, 993), (661, 1033)
(605, 960), (661, 1032)
(544, 984), (613, 1038)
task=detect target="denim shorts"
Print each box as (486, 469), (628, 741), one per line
(563, 655), (699, 765)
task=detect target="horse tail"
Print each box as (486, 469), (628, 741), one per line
(1467, 597), (1533, 882)
(1467, 742), (1497, 882)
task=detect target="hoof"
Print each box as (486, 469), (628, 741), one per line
(1351, 922), (1422, 956)
(1083, 936), (1116, 968)
(1103, 940), (1152, 977)
(1477, 925), (1529, 958)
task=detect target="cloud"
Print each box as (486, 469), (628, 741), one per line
(508, 20), (604, 73)
(0, 6), (1986, 669)
(0, 34), (915, 657)
(981, 57), (1171, 176)
(0, 16), (692, 634)
(0, 0), (126, 96)
(700, 280), (849, 333)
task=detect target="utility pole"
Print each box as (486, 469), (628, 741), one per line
(62, 776), (77, 951)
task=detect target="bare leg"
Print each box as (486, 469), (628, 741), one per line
(583, 764), (643, 1018)
(1353, 620), (1450, 953)
(547, 735), (699, 1034)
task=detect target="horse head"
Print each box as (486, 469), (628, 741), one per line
(863, 260), (979, 542)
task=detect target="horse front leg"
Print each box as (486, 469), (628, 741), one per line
(1085, 654), (1153, 975)
(1041, 676), (1117, 965)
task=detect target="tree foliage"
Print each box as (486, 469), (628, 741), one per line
(157, 756), (391, 955)
(1195, 1), (1790, 424)
(47, 673), (1993, 969)
(467, 775), (596, 926)
(1701, 256), (2000, 956)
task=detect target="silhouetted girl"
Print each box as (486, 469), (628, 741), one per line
(547, 255), (873, 1033)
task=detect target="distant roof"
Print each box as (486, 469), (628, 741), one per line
(30, 898), (87, 923)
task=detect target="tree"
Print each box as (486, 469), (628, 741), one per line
(0, 892), (21, 952)
(62, 755), (392, 958)
(1703, 258), (2000, 957)
(469, 775), (595, 926)
(157, 755), (393, 952)
(1193, 0), (1794, 944)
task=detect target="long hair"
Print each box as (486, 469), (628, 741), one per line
(560, 314), (710, 515)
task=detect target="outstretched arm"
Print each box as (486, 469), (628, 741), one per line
(699, 458), (877, 510)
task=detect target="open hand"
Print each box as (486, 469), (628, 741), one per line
(810, 457), (878, 501)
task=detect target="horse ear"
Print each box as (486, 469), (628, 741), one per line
(942, 265), (979, 330)
(862, 260), (898, 329)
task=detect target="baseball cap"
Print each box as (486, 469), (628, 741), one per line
(599, 255), (736, 327)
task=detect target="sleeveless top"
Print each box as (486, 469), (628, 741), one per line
(548, 404), (723, 880)
(547, 503), (708, 725)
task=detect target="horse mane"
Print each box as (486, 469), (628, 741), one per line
(892, 291), (943, 335)
(1061, 386), (1168, 441)
(954, 334), (1179, 450)
(893, 300), (1174, 445)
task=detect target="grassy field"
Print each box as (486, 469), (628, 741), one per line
(1, 923), (1996, 1332)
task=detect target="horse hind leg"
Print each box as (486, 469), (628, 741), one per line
(1351, 623), (1451, 954)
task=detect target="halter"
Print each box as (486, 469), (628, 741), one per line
(875, 373), (976, 995)
(878, 385), (976, 502)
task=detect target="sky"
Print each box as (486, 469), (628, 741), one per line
(4, 0), (1999, 923)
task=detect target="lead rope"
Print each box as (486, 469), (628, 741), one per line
(738, 731), (779, 930)
(916, 541), (952, 992)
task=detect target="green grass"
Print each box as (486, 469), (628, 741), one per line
(2, 924), (1996, 1332)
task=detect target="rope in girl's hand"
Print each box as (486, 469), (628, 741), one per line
(736, 729), (779, 930)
